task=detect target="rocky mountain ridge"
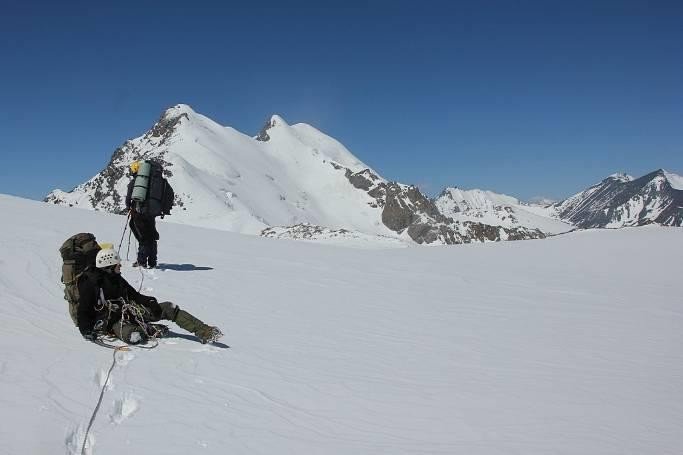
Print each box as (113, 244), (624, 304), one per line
(551, 170), (683, 228)
(45, 105), (545, 245)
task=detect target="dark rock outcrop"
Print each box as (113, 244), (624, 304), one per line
(337, 165), (545, 244)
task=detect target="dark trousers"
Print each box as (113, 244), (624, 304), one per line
(129, 213), (159, 267)
(137, 240), (158, 267)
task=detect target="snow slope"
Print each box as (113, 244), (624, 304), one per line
(46, 105), (392, 238)
(45, 105), (548, 245)
(663, 169), (683, 190)
(435, 187), (573, 234)
(1, 194), (682, 455)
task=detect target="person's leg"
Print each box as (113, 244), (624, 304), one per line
(158, 301), (222, 343)
(137, 240), (148, 267)
(147, 240), (158, 268)
(139, 216), (157, 267)
(130, 215), (148, 266)
(129, 216), (143, 241)
(111, 321), (147, 344)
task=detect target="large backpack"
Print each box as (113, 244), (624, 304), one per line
(59, 233), (101, 325)
(130, 160), (174, 218)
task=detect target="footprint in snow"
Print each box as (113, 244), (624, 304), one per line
(114, 350), (136, 366)
(110, 395), (140, 424)
(94, 369), (114, 390)
(65, 425), (94, 455)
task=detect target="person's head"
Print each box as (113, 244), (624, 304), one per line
(129, 161), (140, 175)
(96, 249), (121, 274)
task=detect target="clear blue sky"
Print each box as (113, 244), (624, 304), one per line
(0, 0), (681, 201)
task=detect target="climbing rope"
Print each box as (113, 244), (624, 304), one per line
(125, 229), (133, 261)
(118, 300), (163, 342)
(81, 345), (129, 455)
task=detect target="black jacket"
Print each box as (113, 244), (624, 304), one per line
(126, 178), (159, 241)
(76, 268), (161, 336)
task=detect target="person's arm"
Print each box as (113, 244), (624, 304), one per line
(125, 179), (134, 210)
(122, 277), (146, 303)
(76, 275), (99, 337)
(122, 277), (162, 319)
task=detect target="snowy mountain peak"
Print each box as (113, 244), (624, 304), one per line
(607, 173), (633, 182)
(45, 105), (549, 245)
(434, 186), (572, 234)
(527, 196), (557, 207)
(269, 114), (288, 127)
(163, 103), (196, 118)
(256, 114), (289, 141)
(662, 169), (683, 190)
(553, 169), (683, 227)
(437, 187), (520, 210)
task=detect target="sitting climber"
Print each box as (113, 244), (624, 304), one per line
(77, 248), (222, 345)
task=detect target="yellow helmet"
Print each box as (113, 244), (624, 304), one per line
(130, 161), (140, 173)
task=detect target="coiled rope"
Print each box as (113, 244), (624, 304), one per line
(81, 345), (129, 455)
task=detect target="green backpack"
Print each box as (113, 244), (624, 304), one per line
(59, 233), (101, 325)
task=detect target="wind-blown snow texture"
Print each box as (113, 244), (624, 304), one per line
(1, 193), (682, 454)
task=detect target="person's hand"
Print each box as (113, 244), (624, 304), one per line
(82, 331), (97, 342)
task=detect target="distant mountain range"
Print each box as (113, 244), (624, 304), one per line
(45, 105), (682, 245)
(550, 171), (683, 228)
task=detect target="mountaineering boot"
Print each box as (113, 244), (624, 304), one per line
(147, 323), (169, 337)
(174, 309), (223, 344)
(196, 326), (223, 344)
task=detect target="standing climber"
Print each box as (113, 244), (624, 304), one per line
(125, 160), (174, 268)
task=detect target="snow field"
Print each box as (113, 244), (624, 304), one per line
(0, 195), (681, 454)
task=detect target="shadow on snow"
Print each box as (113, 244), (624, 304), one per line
(165, 331), (230, 349)
(156, 263), (214, 271)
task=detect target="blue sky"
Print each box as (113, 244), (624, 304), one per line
(0, 0), (681, 201)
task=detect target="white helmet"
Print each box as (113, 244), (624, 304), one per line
(96, 249), (121, 268)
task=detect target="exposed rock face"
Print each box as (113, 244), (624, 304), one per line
(255, 117), (277, 142)
(260, 223), (407, 247)
(150, 111), (188, 145)
(554, 170), (683, 228)
(262, 223), (351, 239)
(339, 166), (545, 244)
(46, 104), (547, 246)
(44, 107), (184, 214)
